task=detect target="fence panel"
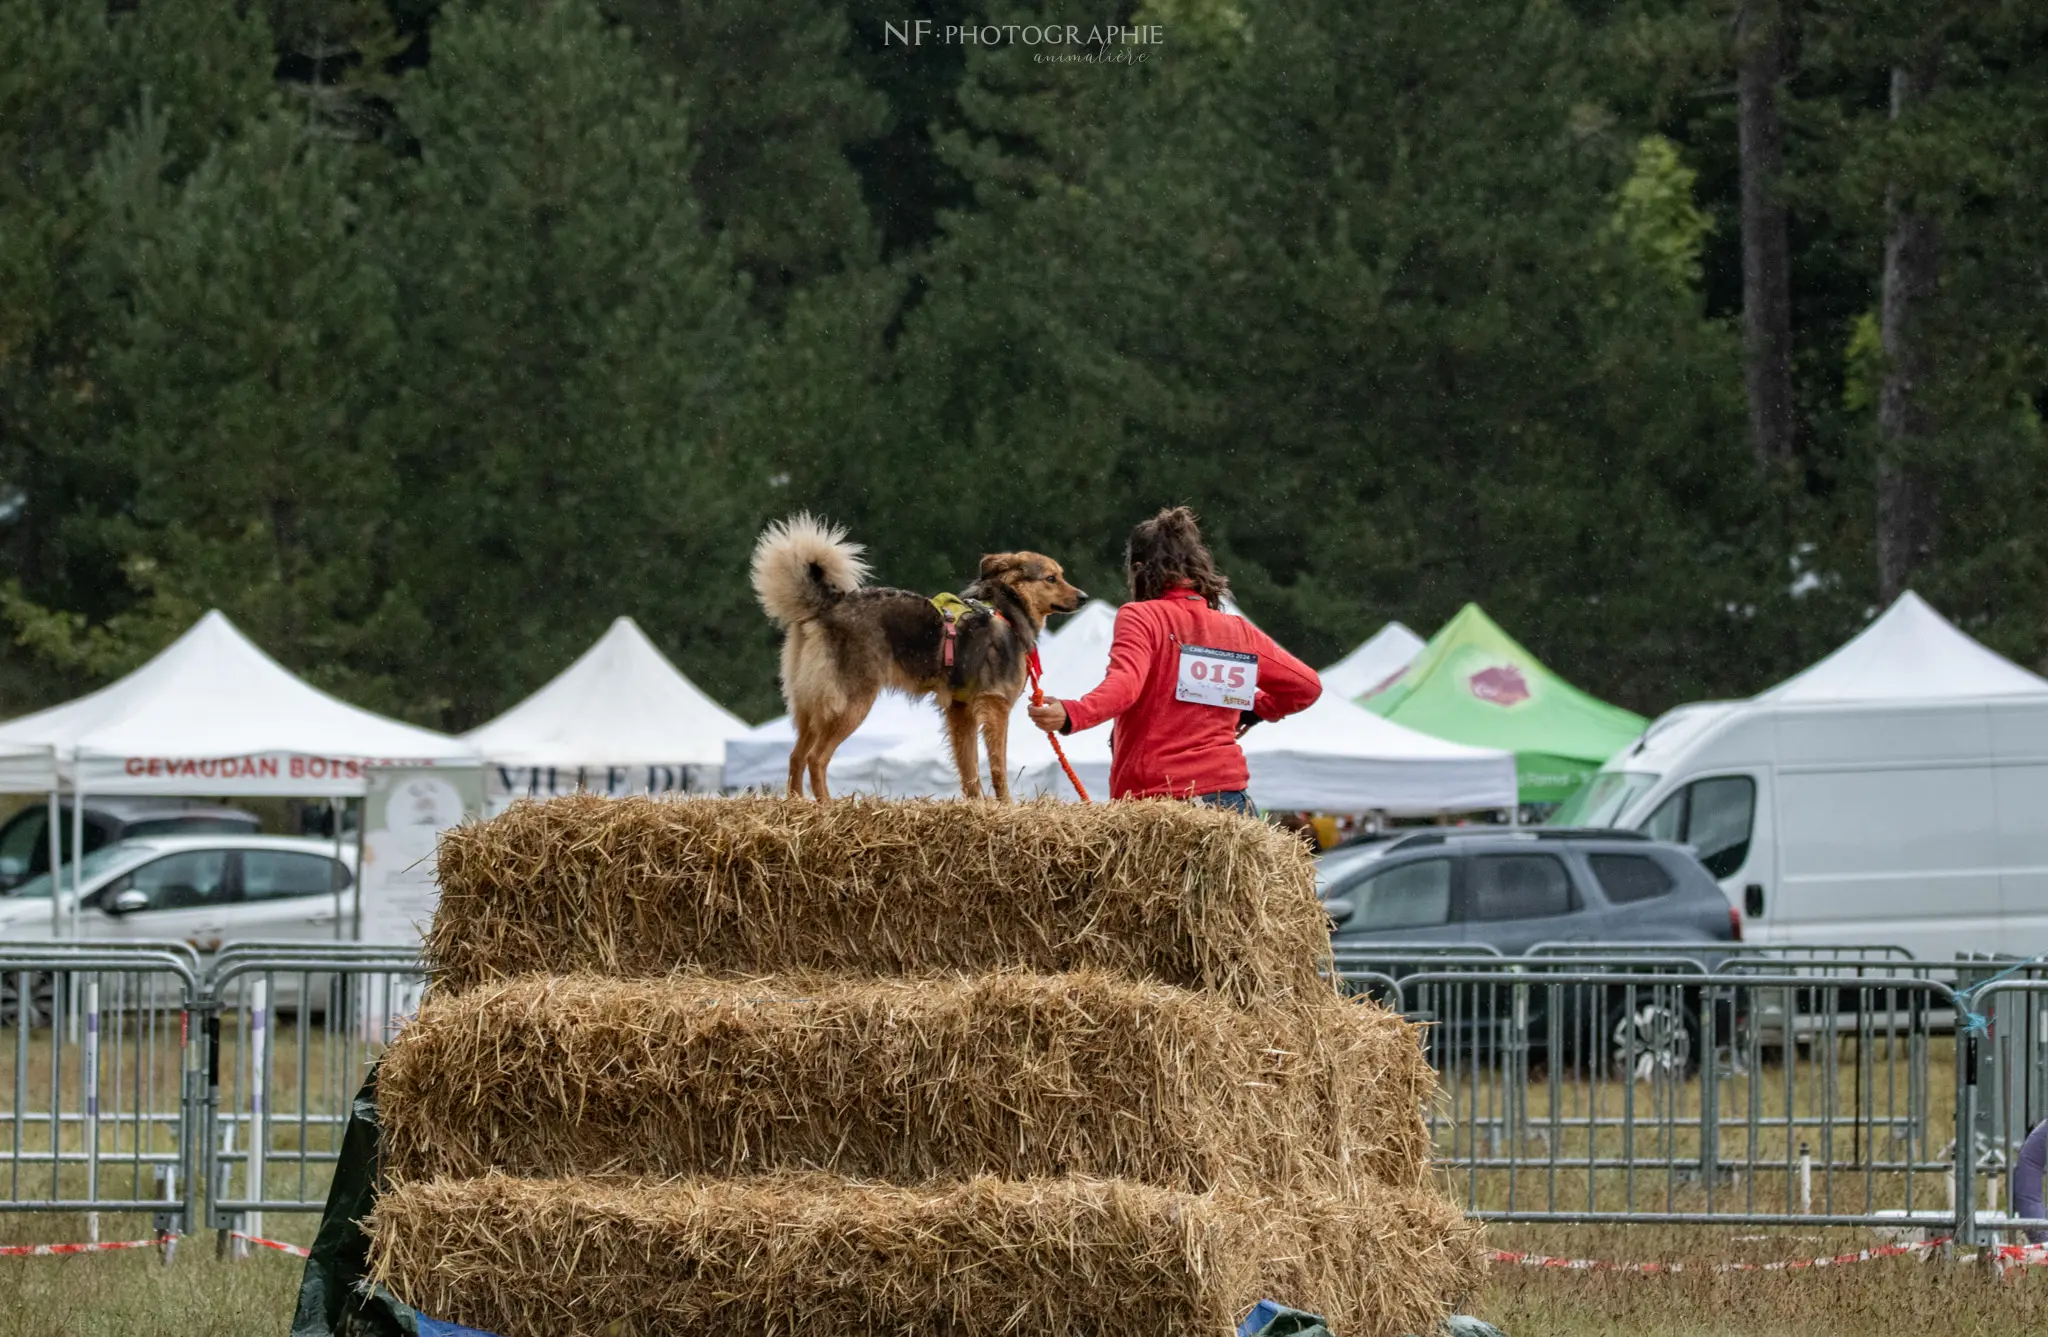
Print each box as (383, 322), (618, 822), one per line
(0, 946), (201, 1234)
(204, 952), (426, 1238)
(1364, 966), (1960, 1229)
(1966, 978), (2048, 1250)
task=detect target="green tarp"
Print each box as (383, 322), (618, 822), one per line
(292, 1062), (425, 1337)
(1359, 604), (1645, 803)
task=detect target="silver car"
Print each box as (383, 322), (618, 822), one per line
(0, 833), (358, 951)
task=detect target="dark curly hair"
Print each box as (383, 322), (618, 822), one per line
(1126, 506), (1229, 608)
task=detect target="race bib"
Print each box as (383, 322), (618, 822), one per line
(1175, 644), (1259, 710)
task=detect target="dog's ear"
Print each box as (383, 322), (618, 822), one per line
(979, 552), (1021, 579)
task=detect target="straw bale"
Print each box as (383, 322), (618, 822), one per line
(378, 972), (1436, 1194)
(368, 1173), (1486, 1337)
(429, 796), (1332, 1004)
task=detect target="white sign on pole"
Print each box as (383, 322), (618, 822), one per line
(359, 767), (483, 948)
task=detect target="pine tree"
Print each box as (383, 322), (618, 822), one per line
(377, 0), (763, 724)
(4, 107), (426, 711)
(605, 0), (887, 314)
(0, 0), (275, 707)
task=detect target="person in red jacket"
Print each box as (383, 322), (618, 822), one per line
(1026, 507), (1321, 812)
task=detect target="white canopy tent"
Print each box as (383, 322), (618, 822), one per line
(1320, 622), (1426, 701)
(1758, 590), (2048, 702)
(1240, 696), (1517, 812)
(464, 617), (750, 807)
(0, 610), (478, 939)
(830, 600), (1518, 813)
(722, 602), (1114, 792)
(0, 610), (478, 795)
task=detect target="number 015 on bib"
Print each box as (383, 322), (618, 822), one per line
(1174, 644), (1259, 710)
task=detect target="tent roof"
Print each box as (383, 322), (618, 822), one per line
(832, 599), (1516, 813)
(1320, 622), (1426, 701)
(0, 743), (54, 793)
(463, 617), (750, 767)
(1363, 604), (1646, 799)
(0, 610), (475, 792)
(1759, 591), (2048, 704)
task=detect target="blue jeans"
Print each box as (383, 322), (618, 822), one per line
(1189, 789), (1256, 817)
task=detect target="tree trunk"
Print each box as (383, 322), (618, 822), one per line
(1875, 49), (1942, 604)
(1737, 0), (1797, 469)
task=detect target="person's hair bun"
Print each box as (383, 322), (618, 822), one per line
(1126, 506), (1228, 607)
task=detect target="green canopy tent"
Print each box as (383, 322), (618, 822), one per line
(1359, 604), (1646, 804)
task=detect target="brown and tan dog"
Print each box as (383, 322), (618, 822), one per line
(752, 515), (1085, 800)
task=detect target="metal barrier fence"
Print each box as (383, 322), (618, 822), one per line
(0, 947), (201, 1240)
(204, 947), (427, 1254)
(1967, 977), (2048, 1243)
(0, 940), (2040, 1261)
(1328, 952), (2048, 1248)
(1389, 968), (1955, 1228)
(0, 942), (426, 1257)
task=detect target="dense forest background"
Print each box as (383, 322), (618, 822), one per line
(2, 0), (2043, 728)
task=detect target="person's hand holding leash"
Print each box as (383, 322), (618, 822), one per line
(1028, 698), (1068, 733)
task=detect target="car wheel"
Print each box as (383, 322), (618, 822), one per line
(0, 971), (55, 1028)
(1606, 994), (1698, 1082)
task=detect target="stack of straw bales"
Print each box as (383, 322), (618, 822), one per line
(369, 795), (1482, 1335)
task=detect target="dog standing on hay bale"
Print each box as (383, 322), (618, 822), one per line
(752, 513), (1084, 801)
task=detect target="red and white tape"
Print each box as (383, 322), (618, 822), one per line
(0, 1237), (160, 1258)
(0, 1231), (312, 1261)
(231, 1230), (311, 1258)
(1493, 1238), (2048, 1274)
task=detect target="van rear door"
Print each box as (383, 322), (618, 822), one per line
(1774, 704), (1998, 958)
(1990, 698), (2048, 958)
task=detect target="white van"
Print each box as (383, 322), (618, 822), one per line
(1553, 594), (2048, 960)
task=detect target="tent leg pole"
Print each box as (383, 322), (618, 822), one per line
(70, 781), (85, 940)
(330, 797), (345, 943)
(351, 797), (365, 943)
(45, 791), (61, 938)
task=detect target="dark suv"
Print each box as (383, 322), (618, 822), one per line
(1318, 827), (1740, 954)
(0, 799), (261, 893)
(1318, 828), (1742, 1075)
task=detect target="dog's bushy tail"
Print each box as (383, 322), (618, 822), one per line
(752, 514), (869, 627)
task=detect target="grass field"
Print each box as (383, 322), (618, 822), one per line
(0, 1213), (2041, 1336)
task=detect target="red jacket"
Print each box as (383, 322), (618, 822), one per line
(1062, 589), (1322, 799)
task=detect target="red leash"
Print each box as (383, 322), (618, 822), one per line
(1027, 648), (1091, 803)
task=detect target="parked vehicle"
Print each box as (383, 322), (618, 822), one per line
(1320, 827), (1741, 952)
(0, 798), (260, 892)
(0, 834), (355, 945)
(1318, 827), (1741, 1074)
(1551, 594), (2048, 961)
